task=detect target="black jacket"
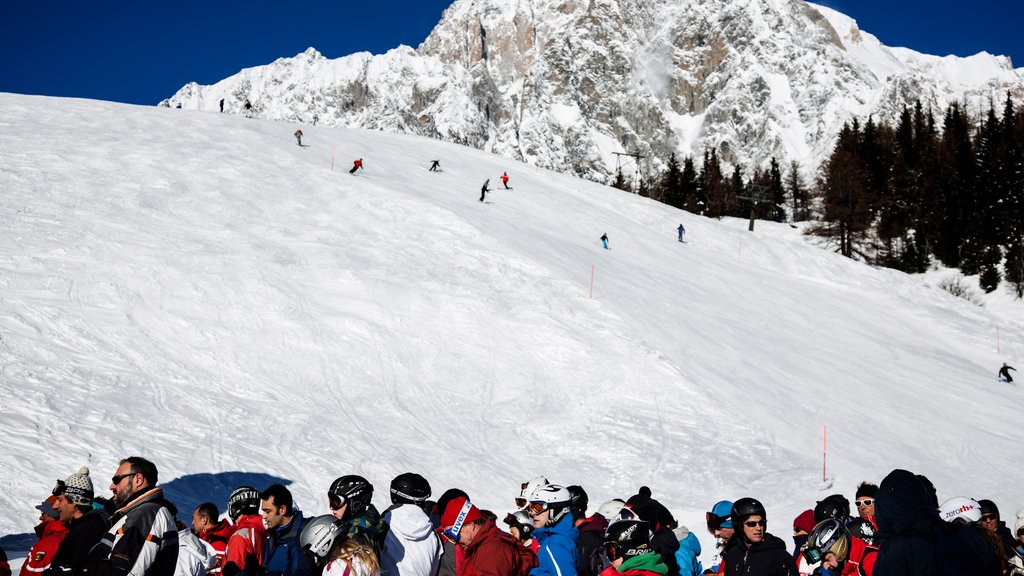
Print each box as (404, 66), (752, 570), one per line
(89, 488), (179, 576)
(873, 469), (946, 576)
(45, 509), (110, 576)
(722, 533), (796, 576)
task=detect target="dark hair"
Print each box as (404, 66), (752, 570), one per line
(195, 502), (219, 523)
(120, 456), (158, 486)
(479, 509), (497, 522)
(261, 484), (293, 515)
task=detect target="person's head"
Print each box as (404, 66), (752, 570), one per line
(803, 519), (851, 571)
(707, 500), (734, 541)
(792, 509), (815, 545)
(515, 476), (549, 510)
(440, 497), (485, 547)
(110, 457), (157, 507)
(596, 499), (626, 523)
(527, 484), (572, 528)
(261, 484), (294, 530)
(938, 496), (982, 525)
(854, 482), (878, 519)
(390, 472), (431, 506)
(193, 502), (220, 531)
(603, 519), (653, 568)
(328, 538), (380, 575)
(299, 515), (342, 567)
(36, 495), (61, 525)
(731, 498), (767, 546)
(504, 510), (535, 543)
(328, 475), (374, 521)
(227, 486), (261, 522)
(977, 499), (999, 532)
(1016, 512), (1024, 545)
(814, 494), (851, 524)
(567, 485), (589, 523)
(53, 466), (94, 518)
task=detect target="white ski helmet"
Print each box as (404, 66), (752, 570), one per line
(516, 476), (549, 510)
(528, 483), (572, 525)
(300, 515), (343, 560)
(939, 497), (982, 525)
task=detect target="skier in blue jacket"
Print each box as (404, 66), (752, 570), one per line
(527, 484), (579, 576)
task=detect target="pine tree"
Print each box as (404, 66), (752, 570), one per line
(681, 156), (699, 214)
(611, 167), (631, 193)
(660, 153), (684, 209)
(787, 160), (808, 221)
(768, 157), (785, 222)
(818, 122), (871, 258)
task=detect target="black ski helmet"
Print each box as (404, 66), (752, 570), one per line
(390, 472), (431, 505)
(846, 518), (876, 545)
(604, 519), (653, 561)
(731, 497), (766, 525)
(227, 486), (261, 522)
(328, 475), (373, 519)
(814, 494), (851, 524)
(567, 485), (589, 521)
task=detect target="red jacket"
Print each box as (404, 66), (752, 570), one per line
(223, 515), (268, 576)
(501, 174), (509, 183)
(21, 520), (69, 574)
(460, 520), (537, 576)
(353, 159), (363, 169)
(198, 519), (234, 574)
(840, 536), (876, 576)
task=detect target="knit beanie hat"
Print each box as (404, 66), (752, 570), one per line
(63, 467), (94, 506)
(793, 509), (816, 533)
(440, 496), (482, 530)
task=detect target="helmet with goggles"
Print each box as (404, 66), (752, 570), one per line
(527, 483), (572, 526)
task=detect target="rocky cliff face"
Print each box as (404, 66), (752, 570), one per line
(163, 0), (1024, 183)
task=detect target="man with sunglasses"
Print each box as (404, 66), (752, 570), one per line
(978, 499), (1018, 564)
(720, 498), (796, 576)
(438, 496), (536, 576)
(43, 469), (110, 576)
(90, 457), (179, 576)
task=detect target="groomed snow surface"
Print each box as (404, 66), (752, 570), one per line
(0, 93), (1020, 562)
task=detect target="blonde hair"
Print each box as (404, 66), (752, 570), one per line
(327, 539), (380, 576)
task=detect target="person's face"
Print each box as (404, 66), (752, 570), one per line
(193, 510), (212, 532)
(855, 497), (875, 519)
(261, 497), (288, 529)
(822, 552), (839, 570)
(530, 508), (549, 528)
(54, 494), (77, 523)
(980, 512), (998, 532)
(714, 526), (734, 541)
(742, 516), (765, 544)
(110, 463), (143, 507)
(509, 526), (521, 540)
(330, 501), (347, 521)
(448, 522), (480, 548)
(1017, 529), (1024, 547)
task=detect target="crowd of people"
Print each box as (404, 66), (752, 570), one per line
(6, 459), (1024, 576)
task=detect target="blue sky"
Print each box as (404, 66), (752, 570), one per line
(1, 0), (1021, 106)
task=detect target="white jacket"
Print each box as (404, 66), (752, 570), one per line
(380, 505), (441, 576)
(175, 529), (215, 576)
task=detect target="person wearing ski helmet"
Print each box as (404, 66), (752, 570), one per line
(625, 487), (679, 576)
(223, 486), (269, 576)
(381, 473), (440, 576)
(506, 511), (539, 553)
(299, 516), (380, 576)
(802, 519), (876, 576)
(327, 475), (389, 560)
(704, 501), (733, 575)
(813, 495), (852, 525)
(569, 486), (608, 576)
(517, 477), (550, 511)
(601, 519), (668, 576)
(527, 484), (579, 576)
(721, 497), (796, 576)
(935, 496), (1004, 574)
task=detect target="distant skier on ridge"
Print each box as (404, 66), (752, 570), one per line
(677, 223), (686, 243)
(429, 160), (441, 172)
(600, 234), (609, 249)
(294, 129), (303, 146)
(501, 171), (510, 189)
(350, 158), (363, 174)
(480, 179), (490, 202)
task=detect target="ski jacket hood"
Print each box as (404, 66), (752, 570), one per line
(617, 552), (669, 576)
(532, 514), (580, 576)
(875, 469), (941, 535)
(381, 504), (441, 576)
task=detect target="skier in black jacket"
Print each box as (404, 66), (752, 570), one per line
(998, 363), (1016, 382)
(721, 498), (796, 576)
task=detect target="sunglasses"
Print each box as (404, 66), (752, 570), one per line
(855, 499), (874, 507)
(980, 514), (997, 521)
(52, 480), (66, 496)
(744, 520), (766, 528)
(527, 501), (548, 515)
(111, 472), (137, 485)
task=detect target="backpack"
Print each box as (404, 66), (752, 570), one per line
(494, 531), (538, 576)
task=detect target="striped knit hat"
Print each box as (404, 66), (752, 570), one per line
(63, 467), (94, 506)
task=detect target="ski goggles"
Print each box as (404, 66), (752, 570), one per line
(328, 494), (347, 511)
(526, 501), (549, 515)
(706, 511), (730, 530)
(440, 527), (461, 544)
(515, 481), (531, 509)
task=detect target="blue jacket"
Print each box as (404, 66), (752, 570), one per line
(263, 512), (313, 576)
(531, 514), (579, 576)
(674, 533), (702, 576)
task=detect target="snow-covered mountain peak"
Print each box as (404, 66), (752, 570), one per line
(162, 0), (1024, 184)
